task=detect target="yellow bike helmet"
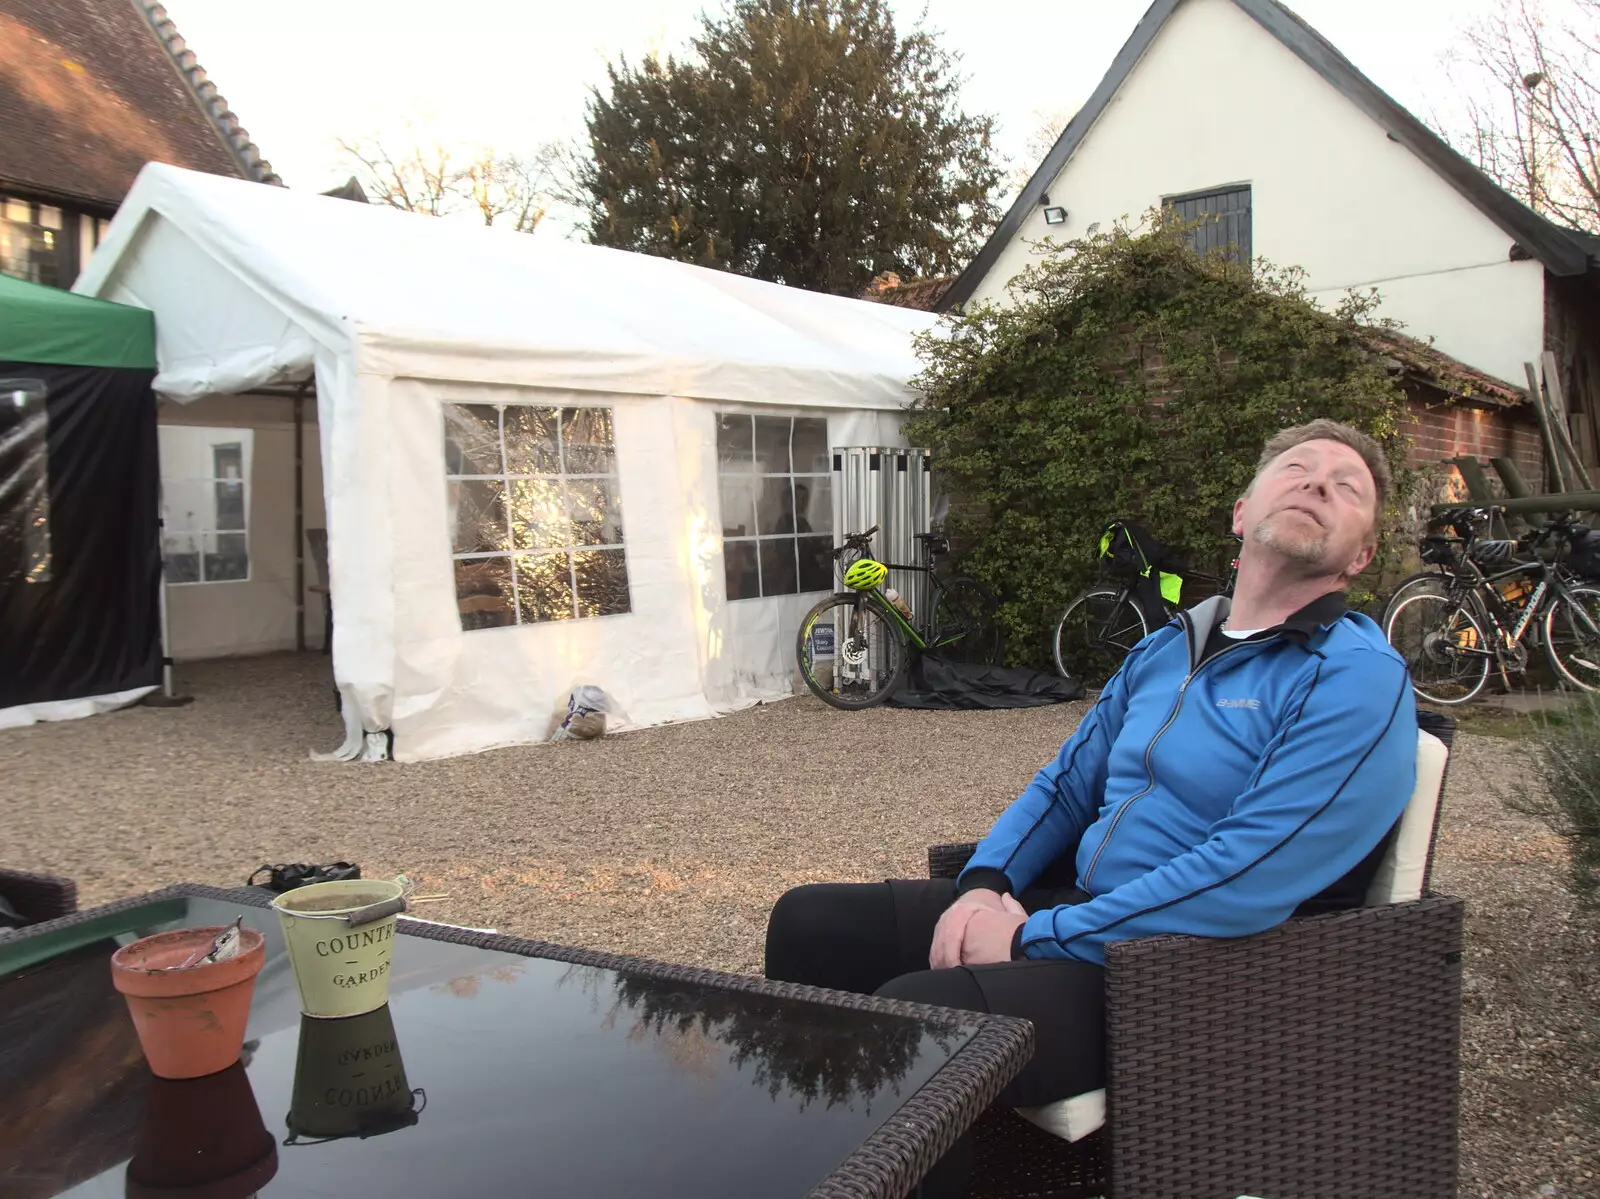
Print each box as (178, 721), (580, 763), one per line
(842, 558), (889, 591)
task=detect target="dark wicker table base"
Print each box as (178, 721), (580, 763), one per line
(968, 1113), (1108, 1199)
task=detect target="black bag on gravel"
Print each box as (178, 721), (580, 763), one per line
(247, 862), (361, 894)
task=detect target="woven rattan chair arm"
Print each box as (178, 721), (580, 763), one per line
(1101, 894), (1464, 1199)
(0, 867), (79, 925)
(927, 842), (980, 880)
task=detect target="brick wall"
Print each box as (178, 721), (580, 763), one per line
(1406, 399), (1543, 483)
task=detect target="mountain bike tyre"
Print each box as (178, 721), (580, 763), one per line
(797, 593), (907, 711)
(1543, 584), (1600, 692)
(1051, 585), (1149, 687)
(1379, 570), (1452, 630)
(930, 575), (1004, 665)
(1384, 591), (1491, 705)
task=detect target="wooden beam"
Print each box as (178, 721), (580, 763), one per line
(1490, 456), (1532, 499)
(1572, 412), (1597, 470)
(1447, 455), (1495, 502)
(1433, 490), (1600, 517)
(1487, 458), (1544, 530)
(1526, 360), (1573, 492)
(1541, 350), (1570, 424)
(1541, 350), (1593, 490)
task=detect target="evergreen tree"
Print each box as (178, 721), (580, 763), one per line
(580, 0), (1000, 295)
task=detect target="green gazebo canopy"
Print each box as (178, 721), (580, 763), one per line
(0, 273), (156, 370)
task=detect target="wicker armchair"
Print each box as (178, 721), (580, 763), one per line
(0, 867), (79, 926)
(932, 709), (1462, 1199)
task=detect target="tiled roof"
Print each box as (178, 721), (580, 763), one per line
(862, 273), (955, 312)
(1369, 330), (1527, 408)
(0, 0), (279, 209)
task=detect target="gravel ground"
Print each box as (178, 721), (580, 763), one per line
(6, 652), (1597, 1196)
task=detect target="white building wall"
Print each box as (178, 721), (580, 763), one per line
(970, 0), (1546, 387)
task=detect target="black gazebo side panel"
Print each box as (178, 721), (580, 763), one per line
(0, 362), (161, 709)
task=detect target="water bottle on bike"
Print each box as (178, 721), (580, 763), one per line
(882, 587), (913, 621)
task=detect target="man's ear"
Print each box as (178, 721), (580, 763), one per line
(1231, 497), (1246, 537)
(1345, 541), (1376, 580)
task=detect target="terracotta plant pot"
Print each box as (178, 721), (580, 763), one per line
(125, 1061), (278, 1199)
(110, 926), (265, 1079)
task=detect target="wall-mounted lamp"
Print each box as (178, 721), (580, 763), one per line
(1042, 206), (1068, 226)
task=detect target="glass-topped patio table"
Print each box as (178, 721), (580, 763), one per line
(0, 884), (1032, 1199)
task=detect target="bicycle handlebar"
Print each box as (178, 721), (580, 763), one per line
(832, 526), (879, 559)
(1428, 506), (1589, 570)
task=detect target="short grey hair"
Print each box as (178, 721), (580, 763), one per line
(1252, 419), (1392, 536)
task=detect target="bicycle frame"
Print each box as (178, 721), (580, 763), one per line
(1467, 570), (1595, 654)
(838, 535), (968, 654)
(1102, 560), (1237, 631)
(851, 587), (927, 650)
(856, 576), (985, 654)
(1426, 525), (1600, 663)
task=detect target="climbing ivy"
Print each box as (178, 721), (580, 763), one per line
(905, 216), (1419, 666)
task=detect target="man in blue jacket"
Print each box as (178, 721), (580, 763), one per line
(765, 420), (1417, 1187)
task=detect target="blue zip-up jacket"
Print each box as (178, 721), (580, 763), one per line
(957, 592), (1417, 965)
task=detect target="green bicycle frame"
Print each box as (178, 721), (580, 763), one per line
(845, 588), (925, 650)
(861, 584), (973, 653)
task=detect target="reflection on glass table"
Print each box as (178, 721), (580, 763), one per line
(0, 889), (1027, 1199)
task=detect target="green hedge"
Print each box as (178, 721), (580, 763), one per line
(907, 216), (1419, 666)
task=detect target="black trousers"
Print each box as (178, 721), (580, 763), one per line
(764, 877), (1106, 1197)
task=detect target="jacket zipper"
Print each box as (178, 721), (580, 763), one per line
(1079, 622), (1273, 890)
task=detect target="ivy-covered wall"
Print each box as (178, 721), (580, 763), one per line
(907, 220), (1421, 667)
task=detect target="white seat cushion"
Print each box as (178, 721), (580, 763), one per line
(1016, 728), (1450, 1143)
(1365, 729), (1449, 906)
(1016, 1089), (1106, 1143)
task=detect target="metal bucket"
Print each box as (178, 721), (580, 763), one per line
(270, 879), (405, 1018)
(284, 1005), (423, 1144)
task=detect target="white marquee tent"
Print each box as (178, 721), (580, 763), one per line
(74, 164), (938, 761)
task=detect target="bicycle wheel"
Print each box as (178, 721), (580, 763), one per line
(1543, 584), (1600, 692)
(797, 593), (907, 710)
(1384, 591), (1491, 705)
(1380, 570), (1451, 630)
(1052, 586), (1148, 687)
(929, 575), (1004, 665)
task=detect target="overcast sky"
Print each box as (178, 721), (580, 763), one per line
(159, 0), (1504, 205)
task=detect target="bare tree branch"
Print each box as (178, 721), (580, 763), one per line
(337, 129), (458, 216)
(337, 128), (574, 234)
(460, 150), (553, 232)
(1003, 108), (1075, 195)
(1436, 0), (1600, 232)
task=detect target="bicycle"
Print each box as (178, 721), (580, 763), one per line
(796, 525), (1003, 710)
(1383, 505), (1600, 704)
(1379, 505), (1546, 630)
(1051, 520), (1238, 686)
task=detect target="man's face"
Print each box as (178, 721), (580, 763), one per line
(1232, 438), (1378, 579)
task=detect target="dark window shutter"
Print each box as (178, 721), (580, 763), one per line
(1164, 185), (1252, 268)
